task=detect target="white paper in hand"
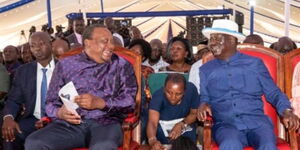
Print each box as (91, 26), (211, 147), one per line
(58, 81), (79, 115)
(159, 118), (193, 137)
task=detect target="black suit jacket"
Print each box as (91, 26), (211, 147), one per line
(66, 33), (80, 46)
(3, 60), (57, 119)
(3, 62), (37, 119)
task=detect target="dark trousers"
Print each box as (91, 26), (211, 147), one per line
(3, 116), (38, 150)
(213, 123), (277, 150)
(24, 120), (123, 150)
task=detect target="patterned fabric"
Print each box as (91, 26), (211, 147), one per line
(46, 52), (137, 125)
(200, 51), (291, 130)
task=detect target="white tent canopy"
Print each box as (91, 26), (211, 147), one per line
(0, 0), (300, 50)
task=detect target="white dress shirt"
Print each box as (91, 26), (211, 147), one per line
(34, 59), (55, 119)
(188, 59), (203, 94)
(142, 57), (169, 72)
(75, 32), (83, 45)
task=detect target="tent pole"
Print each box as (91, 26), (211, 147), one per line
(284, 0), (290, 36)
(100, 0), (104, 13)
(47, 0), (52, 28)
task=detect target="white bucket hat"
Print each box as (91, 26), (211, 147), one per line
(202, 19), (245, 42)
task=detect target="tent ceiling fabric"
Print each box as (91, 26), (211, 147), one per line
(0, 0), (300, 50)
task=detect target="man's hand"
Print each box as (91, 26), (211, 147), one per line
(197, 103), (212, 121)
(169, 122), (184, 140)
(2, 116), (22, 142)
(34, 120), (44, 129)
(149, 140), (165, 150)
(57, 105), (81, 124)
(74, 94), (105, 110)
(282, 109), (300, 131)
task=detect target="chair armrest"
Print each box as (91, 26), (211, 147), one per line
(41, 117), (52, 124)
(203, 116), (213, 150)
(287, 128), (298, 150)
(122, 113), (139, 131)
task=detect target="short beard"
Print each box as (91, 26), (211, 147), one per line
(210, 45), (224, 56)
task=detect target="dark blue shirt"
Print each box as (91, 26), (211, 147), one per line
(200, 51), (291, 130)
(150, 82), (199, 144)
(150, 82), (199, 120)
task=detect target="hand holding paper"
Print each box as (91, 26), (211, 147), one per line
(58, 81), (79, 116)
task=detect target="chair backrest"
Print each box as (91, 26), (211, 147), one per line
(148, 73), (189, 95)
(284, 48), (300, 99)
(114, 47), (142, 118)
(237, 43), (284, 136)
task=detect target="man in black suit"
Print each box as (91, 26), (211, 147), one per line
(2, 32), (54, 150)
(66, 18), (85, 48)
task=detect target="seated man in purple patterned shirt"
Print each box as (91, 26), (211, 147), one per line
(25, 24), (137, 150)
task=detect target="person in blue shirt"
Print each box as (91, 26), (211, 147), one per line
(147, 73), (199, 150)
(197, 19), (299, 150)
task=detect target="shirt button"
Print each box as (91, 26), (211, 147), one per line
(233, 103), (236, 106)
(228, 73), (232, 76)
(235, 114), (239, 117)
(230, 86), (233, 89)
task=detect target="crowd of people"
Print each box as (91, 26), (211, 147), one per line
(0, 16), (300, 150)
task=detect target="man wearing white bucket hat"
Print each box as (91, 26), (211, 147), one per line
(197, 19), (299, 149)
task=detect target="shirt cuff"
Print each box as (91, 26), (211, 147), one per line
(101, 98), (113, 112)
(50, 107), (60, 119)
(278, 106), (292, 116)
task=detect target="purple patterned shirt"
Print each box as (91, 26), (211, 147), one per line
(46, 52), (137, 125)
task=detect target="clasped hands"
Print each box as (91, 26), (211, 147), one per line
(150, 122), (185, 150)
(57, 93), (105, 124)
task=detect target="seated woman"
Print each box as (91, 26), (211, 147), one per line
(147, 73), (199, 150)
(128, 39), (154, 79)
(159, 37), (193, 73)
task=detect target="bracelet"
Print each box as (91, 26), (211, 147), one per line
(181, 120), (188, 128)
(148, 137), (157, 145)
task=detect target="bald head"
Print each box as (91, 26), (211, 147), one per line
(52, 38), (70, 58)
(149, 39), (163, 61)
(272, 37), (297, 54)
(3, 45), (19, 63)
(150, 39), (162, 46)
(30, 32), (51, 43)
(243, 34), (264, 46)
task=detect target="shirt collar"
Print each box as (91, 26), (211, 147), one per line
(80, 51), (117, 64)
(217, 51), (241, 65)
(37, 58), (55, 70)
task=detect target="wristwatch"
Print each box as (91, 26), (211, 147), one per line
(181, 120), (188, 129)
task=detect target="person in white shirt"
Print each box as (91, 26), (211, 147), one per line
(2, 32), (55, 150)
(143, 39), (169, 72)
(188, 44), (214, 93)
(66, 18), (85, 46)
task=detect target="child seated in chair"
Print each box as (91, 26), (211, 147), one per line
(147, 73), (199, 150)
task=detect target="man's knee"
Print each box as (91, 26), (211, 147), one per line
(89, 141), (118, 150)
(218, 138), (243, 150)
(256, 140), (277, 150)
(24, 136), (52, 150)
